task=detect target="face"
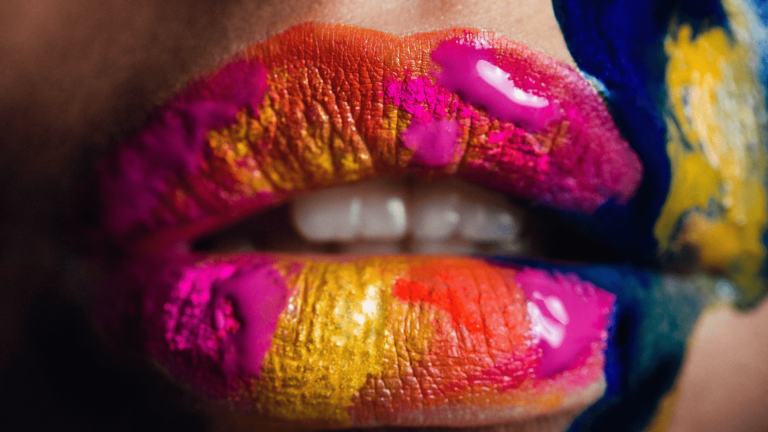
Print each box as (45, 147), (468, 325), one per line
(2, 1), (768, 431)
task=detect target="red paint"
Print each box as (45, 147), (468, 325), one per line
(97, 25), (643, 250)
(393, 278), (483, 332)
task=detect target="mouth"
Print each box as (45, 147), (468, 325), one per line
(95, 23), (648, 429)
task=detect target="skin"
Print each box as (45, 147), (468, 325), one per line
(0, 0), (766, 431)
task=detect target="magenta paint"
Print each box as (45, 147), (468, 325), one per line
(401, 118), (461, 167)
(515, 268), (615, 377)
(431, 39), (559, 130)
(387, 74), (458, 119)
(211, 265), (289, 378)
(99, 59), (268, 241)
(114, 255), (291, 396)
(383, 73), (641, 217)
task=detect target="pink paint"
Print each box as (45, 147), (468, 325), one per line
(115, 256), (290, 391)
(99, 59), (268, 241)
(432, 40), (559, 130)
(383, 73), (641, 217)
(401, 118), (461, 167)
(211, 265), (288, 378)
(515, 269), (615, 377)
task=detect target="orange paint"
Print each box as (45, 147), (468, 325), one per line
(392, 278), (484, 333)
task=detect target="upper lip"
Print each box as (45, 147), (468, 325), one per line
(95, 22), (642, 253)
(94, 23), (642, 429)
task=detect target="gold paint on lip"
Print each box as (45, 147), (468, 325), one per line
(249, 258), (407, 425)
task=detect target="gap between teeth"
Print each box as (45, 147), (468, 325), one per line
(290, 178), (526, 255)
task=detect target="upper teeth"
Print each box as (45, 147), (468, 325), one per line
(290, 178), (524, 253)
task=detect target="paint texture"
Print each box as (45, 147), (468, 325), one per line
(96, 24), (642, 250)
(211, 265), (288, 378)
(98, 60), (268, 239)
(105, 255), (613, 427)
(656, 17), (768, 302)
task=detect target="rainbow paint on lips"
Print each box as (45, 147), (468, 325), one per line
(109, 255), (614, 427)
(94, 23), (640, 428)
(96, 23), (642, 250)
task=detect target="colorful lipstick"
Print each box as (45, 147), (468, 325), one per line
(105, 255), (613, 427)
(96, 23), (642, 251)
(94, 23), (640, 428)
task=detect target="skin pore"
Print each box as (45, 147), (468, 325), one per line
(0, 0), (767, 431)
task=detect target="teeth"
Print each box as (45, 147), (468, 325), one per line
(411, 182), (461, 240)
(291, 185), (362, 242)
(357, 179), (409, 241)
(458, 200), (521, 242)
(290, 177), (525, 253)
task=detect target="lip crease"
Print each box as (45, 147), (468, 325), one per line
(95, 23), (636, 428)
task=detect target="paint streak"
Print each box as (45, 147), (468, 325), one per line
(432, 39), (559, 130)
(98, 59), (268, 239)
(515, 269), (615, 377)
(656, 23), (768, 302)
(401, 118), (461, 167)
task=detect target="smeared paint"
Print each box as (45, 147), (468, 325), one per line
(98, 59), (268, 239)
(211, 265), (288, 378)
(136, 257), (289, 385)
(515, 269), (615, 377)
(96, 24), (642, 249)
(656, 23), (768, 303)
(108, 255), (612, 427)
(401, 118), (461, 167)
(432, 39), (559, 130)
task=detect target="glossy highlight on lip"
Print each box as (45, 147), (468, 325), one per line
(103, 255), (614, 427)
(95, 23), (642, 251)
(92, 22), (639, 429)
(432, 39), (560, 129)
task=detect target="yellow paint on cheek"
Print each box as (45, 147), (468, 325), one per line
(656, 24), (768, 302)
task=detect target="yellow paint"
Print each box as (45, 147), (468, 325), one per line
(206, 66), (383, 199)
(656, 23), (768, 302)
(643, 386), (680, 432)
(249, 259), (406, 424)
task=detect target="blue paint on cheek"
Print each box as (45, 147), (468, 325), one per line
(550, 0), (730, 263)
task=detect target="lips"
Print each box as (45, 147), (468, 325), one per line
(95, 23), (643, 428)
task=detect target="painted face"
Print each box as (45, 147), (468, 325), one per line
(2, 1), (767, 432)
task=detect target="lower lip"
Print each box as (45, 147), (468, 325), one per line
(103, 253), (614, 427)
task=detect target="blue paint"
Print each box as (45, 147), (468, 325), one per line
(487, 256), (707, 432)
(550, 0), (730, 264)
